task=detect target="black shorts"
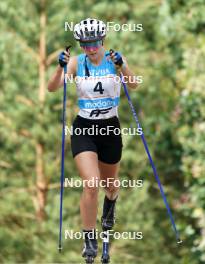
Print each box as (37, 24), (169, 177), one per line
(70, 115), (123, 164)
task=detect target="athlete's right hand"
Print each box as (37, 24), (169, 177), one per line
(58, 48), (70, 68)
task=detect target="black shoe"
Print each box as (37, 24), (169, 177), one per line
(101, 214), (115, 231)
(101, 196), (117, 231)
(82, 232), (98, 259)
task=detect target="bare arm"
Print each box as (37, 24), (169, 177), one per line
(120, 56), (138, 89)
(110, 51), (138, 90)
(47, 55), (77, 92)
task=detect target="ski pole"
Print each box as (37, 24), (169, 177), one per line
(113, 51), (182, 244)
(58, 46), (71, 252)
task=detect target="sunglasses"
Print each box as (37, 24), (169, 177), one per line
(80, 40), (102, 51)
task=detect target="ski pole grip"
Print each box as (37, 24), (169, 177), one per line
(109, 49), (114, 55)
(63, 46), (72, 72)
(66, 45), (72, 52)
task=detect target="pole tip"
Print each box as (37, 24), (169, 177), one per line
(58, 246), (62, 252)
(177, 238), (183, 244)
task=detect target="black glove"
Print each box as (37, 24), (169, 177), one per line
(110, 49), (124, 67)
(58, 46), (71, 68)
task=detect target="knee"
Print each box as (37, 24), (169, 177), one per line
(83, 177), (99, 198)
(84, 186), (99, 199)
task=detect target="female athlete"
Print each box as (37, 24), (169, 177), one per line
(48, 18), (137, 262)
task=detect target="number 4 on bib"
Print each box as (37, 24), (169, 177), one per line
(93, 82), (104, 94)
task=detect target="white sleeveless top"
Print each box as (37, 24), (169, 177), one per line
(75, 51), (121, 119)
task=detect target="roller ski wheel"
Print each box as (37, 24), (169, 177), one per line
(84, 255), (95, 264)
(101, 254), (110, 263)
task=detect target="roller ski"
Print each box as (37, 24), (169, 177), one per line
(101, 230), (110, 264)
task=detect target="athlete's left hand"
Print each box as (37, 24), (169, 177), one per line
(110, 50), (124, 69)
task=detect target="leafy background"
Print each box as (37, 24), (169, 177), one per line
(0, 0), (205, 263)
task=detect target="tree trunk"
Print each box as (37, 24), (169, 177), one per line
(35, 0), (47, 221)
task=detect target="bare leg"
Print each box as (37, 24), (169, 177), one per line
(98, 160), (121, 200)
(98, 160), (121, 231)
(73, 151), (100, 230)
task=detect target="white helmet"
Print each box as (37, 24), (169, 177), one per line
(73, 18), (106, 42)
